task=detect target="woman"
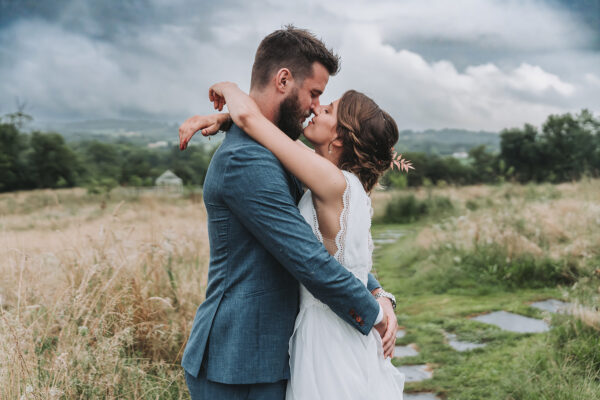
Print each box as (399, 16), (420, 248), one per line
(187, 82), (405, 399)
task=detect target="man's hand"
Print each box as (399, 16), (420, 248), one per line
(179, 114), (229, 150)
(372, 289), (397, 358)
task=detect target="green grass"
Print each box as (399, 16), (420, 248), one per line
(376, 194), (455, 224)
(371, 223), (600, 399)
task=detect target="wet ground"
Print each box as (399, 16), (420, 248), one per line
(376, 227), (570, 398)
(444, 332), (486, 352)
(471, 310), (550, 333)
(403, 393), (441, 400)
(530, 299), (571, 314)
(395, 344), (419, 358)
(396, 364), (433, 383)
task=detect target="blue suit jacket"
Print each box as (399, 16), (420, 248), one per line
(181, 124), (381, 384)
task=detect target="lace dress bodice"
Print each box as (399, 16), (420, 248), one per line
(297, 171), (374, 310)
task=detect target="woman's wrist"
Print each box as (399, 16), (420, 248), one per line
(219, 113), (233, 131)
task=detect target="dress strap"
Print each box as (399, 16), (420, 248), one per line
(333, 172), (351, 265)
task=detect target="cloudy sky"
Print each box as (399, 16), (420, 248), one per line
(0, 0), (598, 131)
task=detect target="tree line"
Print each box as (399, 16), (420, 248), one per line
(0, 114), (214, 193)
(383, 109), (600, 188)
(1, 109), (599, 193)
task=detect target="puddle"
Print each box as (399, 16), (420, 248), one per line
(394, 344), (419, 358)
(530, 299), (571, 314)
(372, 230), (405, 245)
(396, 365), (433, 382)
(471, 311), (550, 333)
(376, 229), (405, 239)
(396, 329), (406, 339)
(404, 393), (441, 400)
(444, 332), (486, 352)
(373, 238), (398, 245)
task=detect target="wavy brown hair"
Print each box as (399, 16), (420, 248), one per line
(336, 90), (399, 192)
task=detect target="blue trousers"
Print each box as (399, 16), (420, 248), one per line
(185, 369), (287, 400)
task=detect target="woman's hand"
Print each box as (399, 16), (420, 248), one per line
(207, 82), (262, 132)
(179, 113), (230, 150)
(209, 82), (238, 111)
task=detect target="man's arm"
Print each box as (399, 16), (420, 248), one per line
(367, 273), (381, 292)
(222, 143), (380, 335)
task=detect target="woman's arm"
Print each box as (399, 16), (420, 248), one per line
(210, 82), (346, 203)
(179, 113), (231, 150)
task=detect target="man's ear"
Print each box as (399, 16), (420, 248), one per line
(275, 68), (293, 94)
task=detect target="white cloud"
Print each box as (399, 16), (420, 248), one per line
(325, 27), (576, 130)
(585, 73), (600, 87)
(0, 0), (598, 130)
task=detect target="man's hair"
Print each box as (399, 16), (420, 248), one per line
(250, 25), (340, 90)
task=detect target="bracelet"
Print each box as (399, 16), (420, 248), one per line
(374, 290), (396, 310)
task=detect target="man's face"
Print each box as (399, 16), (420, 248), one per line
(295, 62), (330, 123)
(277, 62), (329, 140)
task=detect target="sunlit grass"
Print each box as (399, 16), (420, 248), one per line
(1, 179), (599, 398)
(0, 188), (208, 399)
(372, 179), (600, 399)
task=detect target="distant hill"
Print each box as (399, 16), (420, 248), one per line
(396, 128), (500, 156)
(31, 119), (192, 146)
(31, 119), (500, 155)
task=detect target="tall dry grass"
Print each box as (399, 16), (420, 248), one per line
(0, 189), (209, 399)
(410, 179), (600, 328)
(414, 180), (600, 266)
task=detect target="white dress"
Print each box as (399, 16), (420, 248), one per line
(286, 171), (405, 400)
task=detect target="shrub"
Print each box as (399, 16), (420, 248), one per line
(419, 244), (579, 294)
(460, 244), (577, 288)
(380, 194), (454, 224)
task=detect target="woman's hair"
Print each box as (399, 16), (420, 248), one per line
(336, 90), (399, 192)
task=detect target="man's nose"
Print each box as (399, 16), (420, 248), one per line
(311, 104), (322, 115)
(311, 98), (321, 110)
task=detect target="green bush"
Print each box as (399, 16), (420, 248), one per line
(380, 194), (454, 224)
(418, 244), (579, 294)
(551, 314), (600, 371)
(461, 245), (577, 288)
(504, 313), (600, 400)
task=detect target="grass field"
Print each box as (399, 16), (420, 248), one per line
(373, 180), (600, 399)
(1, 181), (599, 399)
(1, 189), (208, 399)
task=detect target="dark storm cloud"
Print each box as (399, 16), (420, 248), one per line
(0, 0), (598, 130)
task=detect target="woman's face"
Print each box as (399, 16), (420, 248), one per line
(303, 99), (340, 146)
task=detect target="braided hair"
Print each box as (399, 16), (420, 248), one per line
(336, 90), (399, 192)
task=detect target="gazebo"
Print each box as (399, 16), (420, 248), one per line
(155, 170), (183, 193)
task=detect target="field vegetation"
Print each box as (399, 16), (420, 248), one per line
(1, 179), (598, 399)
(372, 179), (600, 399)
(1, 189), (208, 399)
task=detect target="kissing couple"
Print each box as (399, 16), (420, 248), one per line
(178, 26), (406, 400)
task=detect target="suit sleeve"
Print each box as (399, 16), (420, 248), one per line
(222, 146), (379, 334)
(367, 273), (381, 292)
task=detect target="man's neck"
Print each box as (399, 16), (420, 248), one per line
(249, 88), (278, 124)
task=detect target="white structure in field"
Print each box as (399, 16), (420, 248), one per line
(452, 151), (468, 159)
(155, 170), (183, 193)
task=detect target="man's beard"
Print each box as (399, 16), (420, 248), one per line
(277, 89), (305, 141)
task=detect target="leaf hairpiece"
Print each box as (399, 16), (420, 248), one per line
(390, 150), (414, 173)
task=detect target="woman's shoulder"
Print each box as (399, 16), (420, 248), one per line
(341, 170), (366, 194)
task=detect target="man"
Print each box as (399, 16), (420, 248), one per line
(179, 26), (397, 399)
